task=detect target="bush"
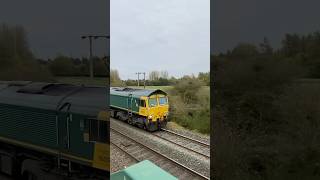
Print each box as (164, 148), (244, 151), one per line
(169, 85), (210, 134)
(172, 77), (204, 104)
(212, 55), (320, 179)
(270, 82), (320, 179)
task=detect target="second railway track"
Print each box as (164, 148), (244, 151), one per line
(110, 127), (210, 180)
(154, 128), (210, 158)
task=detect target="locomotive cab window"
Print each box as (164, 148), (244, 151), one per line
(87, 118), (109, 143)
(159, 97), (168, 105)
(148, 98), (157, 107)
(140, 100), (146, 107)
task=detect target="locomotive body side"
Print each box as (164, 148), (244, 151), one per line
(110, 87), (169, 131)
(0, 82), (109, 178)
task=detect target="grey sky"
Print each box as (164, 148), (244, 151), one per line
(0, 0), (108, 59)
(213, 0), (320, 53)
(111, 0), (210, 80)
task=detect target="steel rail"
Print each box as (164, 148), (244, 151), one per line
(110, 127), (210, 180)
(152, 133), (210, 159)
(110, 141), (140, 162)
(161, 128), (210, 147)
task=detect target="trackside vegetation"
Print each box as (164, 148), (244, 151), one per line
(213, 34), (320, 179)
(169, 78), (210, 134)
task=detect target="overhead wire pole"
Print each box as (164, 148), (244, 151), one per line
(136, 72), (141, 87)
(143, 72), (146, 89)
(81, 35), (110, 79)
(89, 37), (93, 79)
(136, 72), (146, 88)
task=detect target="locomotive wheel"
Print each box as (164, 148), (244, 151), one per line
(127, 118), (133, 125)
(146, 125), (151, 132)
(146, 122), (157, 132)
(137, 123), (144, 129)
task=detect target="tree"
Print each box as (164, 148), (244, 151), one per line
(198, 72), (210, 86)
(231, 43), (259, 59)
(0, 23), (33, 65)
(259, 37), (273, 55)
(160, 70), (169, 79)
(110, 69), (122, 86)
(93, 57), (108, 77)
(0, 23), (52, 81)
(281, 33), (302, 57)
(173, 77), (204, 104)
(49, 56), (74, 76)
(149, 71), (160, 81)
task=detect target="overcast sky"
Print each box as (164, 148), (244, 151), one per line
(0, 0), (108, 59)
(111, 0), (210, 80)
(213, 0), (320, 53)
(3, 1), (317, 79)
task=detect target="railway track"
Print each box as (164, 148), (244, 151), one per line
(161, 128), (210, 147)
(111, 141), (140, 162)
(153, 128), (210, 158)
(110, 118), (210, 159)
(110, 127), (210, 180)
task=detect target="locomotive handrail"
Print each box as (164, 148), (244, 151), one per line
(58, 102), (71, 111)
(55, 85), (84, 113)
(57, 102), (72, 149)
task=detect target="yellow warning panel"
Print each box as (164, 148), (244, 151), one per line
(93, 142), (110, 171)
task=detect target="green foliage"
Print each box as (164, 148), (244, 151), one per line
(213, 33), (320, 179)
(94, 57), (109, 76)
(47, 56), (108, 77)
(169, 78), (210, 134)
(231, 43), (259, 59)
(49, 56), (75, 76)
(280, 32), (320, 78)
(169, 96), (210, 134)
(0, 23), (52, 81)
(119, 70), (209, 87)
(110, 69), (124, 86)
(270, 82), (320, 179)
(198, 72), (210, 86)
(173, 76), (204, 104)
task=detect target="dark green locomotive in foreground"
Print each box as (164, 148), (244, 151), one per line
(0, 81), (109, 179)
(110, 87), (169, 131)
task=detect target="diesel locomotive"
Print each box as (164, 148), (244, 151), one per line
(0, 81), (109, 179)
(110, 87), (169, 131)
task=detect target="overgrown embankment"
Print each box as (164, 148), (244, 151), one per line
(169, 77), (210, 134)
(213, 34), (320, 179)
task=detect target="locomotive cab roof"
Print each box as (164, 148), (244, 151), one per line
(0, 81), (108, 116)
(110, 87), (167, 98)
